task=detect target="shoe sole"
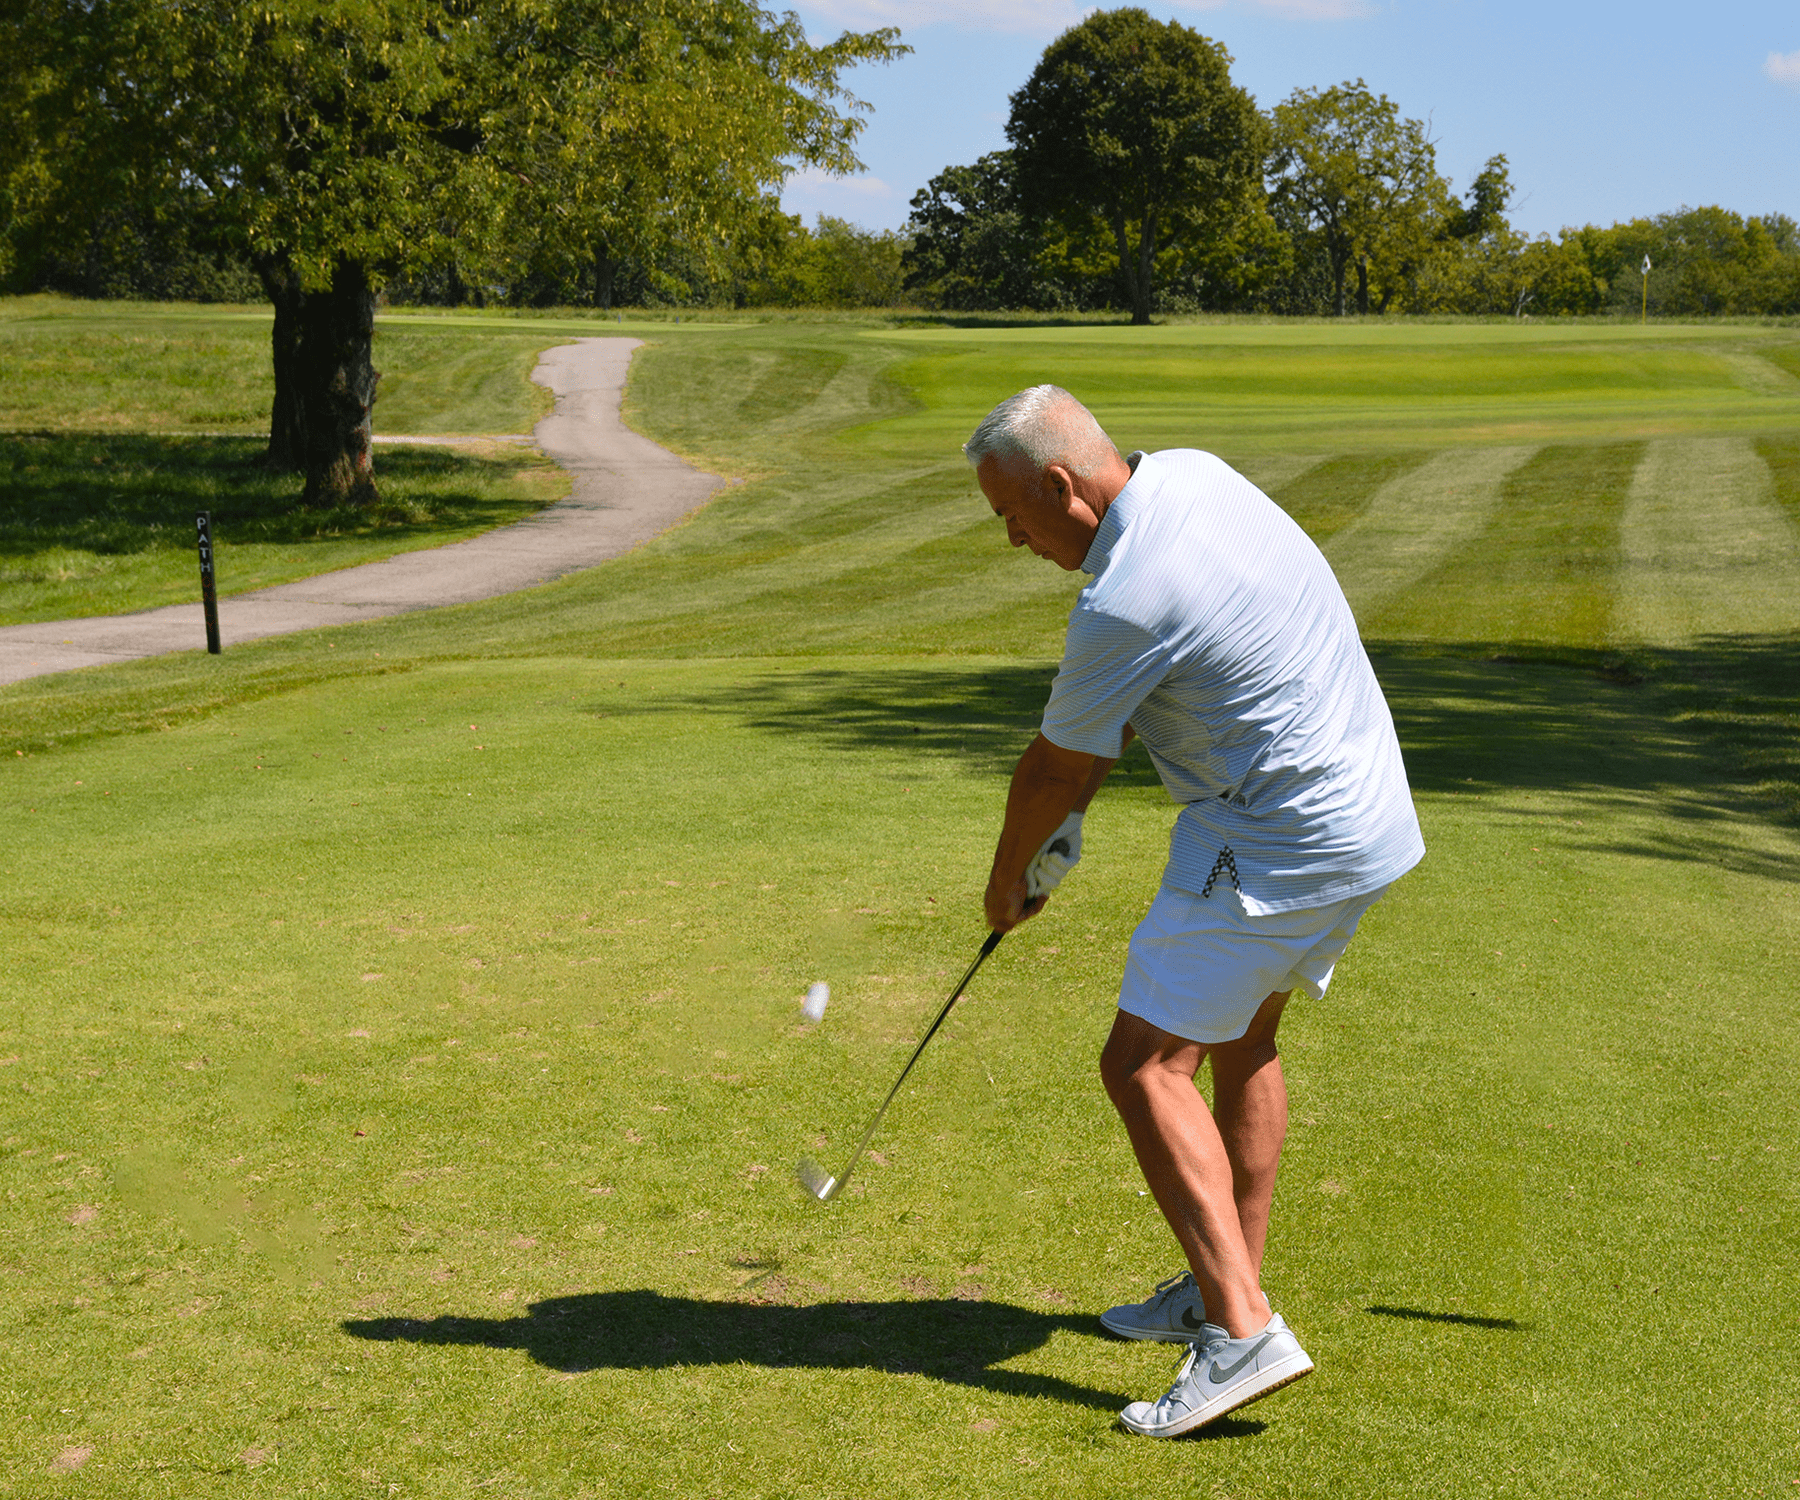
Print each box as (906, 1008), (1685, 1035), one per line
(1119, 1352), (1315, 1438)
(1098, 1311), (1207, 1344)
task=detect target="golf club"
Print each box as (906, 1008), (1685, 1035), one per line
(797, 928), (1004, 1202)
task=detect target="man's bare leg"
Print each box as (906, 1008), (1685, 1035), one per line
(1101, 1009), (1274, 1338)
(1207, 991), (1291, 1276)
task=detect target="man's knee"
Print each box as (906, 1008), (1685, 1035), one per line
(1100, 1010), (1200, 1108)
(1099, 1025), (1139, 1107)
(1210, 993), (1291, 1113)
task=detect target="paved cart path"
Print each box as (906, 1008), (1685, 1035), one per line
(0, 338), (724, 686)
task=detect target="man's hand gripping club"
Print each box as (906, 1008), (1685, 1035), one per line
(983, 729), (1127, 932)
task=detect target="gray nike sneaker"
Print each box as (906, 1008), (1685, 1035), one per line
(1118, 1312), (1314, 1438)
(1099, 1272), (1209, 1343)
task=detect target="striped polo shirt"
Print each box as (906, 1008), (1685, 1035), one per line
(1040, 448), (1424, 914)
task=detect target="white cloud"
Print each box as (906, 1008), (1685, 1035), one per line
(803, 1), (1089, 33)
(1255, 0), (1374, 17)
(803, 0), (1367, 30)
(1766, 50), (1800, 88)
(786, 167), (900, 199)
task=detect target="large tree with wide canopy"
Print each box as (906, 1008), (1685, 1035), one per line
(1005, 8), (1264, 326)
(2, 0), (903, 503)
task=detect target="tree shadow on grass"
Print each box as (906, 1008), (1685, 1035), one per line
(0, 432), (542, 559)
(340, 1289), (1263, 1437)
(586, 660), (1062, 777)
(1369, 634), (1800, 881)
(588, 631), (1800, 882)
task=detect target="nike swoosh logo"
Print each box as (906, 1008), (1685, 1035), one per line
(1209, 1333), (1274, 1384)
(1180, 1307), (1206, 1330)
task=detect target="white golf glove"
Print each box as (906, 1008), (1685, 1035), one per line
(1025, 811), (1084, 898)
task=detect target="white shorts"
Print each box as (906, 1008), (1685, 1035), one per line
(1117, 882), (1387, 1046)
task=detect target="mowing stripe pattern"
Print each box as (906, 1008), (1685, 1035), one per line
(1323, 446), (1537, 618)
(1616, 436), (1800, 646)
(1363, 442), (1639, 646)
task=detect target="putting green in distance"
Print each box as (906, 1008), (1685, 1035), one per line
(868, 320), (1800, 453)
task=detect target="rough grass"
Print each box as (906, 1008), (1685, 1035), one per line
(0, 296), (594, 437)
(3, 309), (1799, 1496)
(0, 298), (589, 620)
(0, 435), (566, 625)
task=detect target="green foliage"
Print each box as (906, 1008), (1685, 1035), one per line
(740, 216), (908, 308)
(1574, 208), (1800, 317)
(1441, 156), (1514, 243)
(1408, 206), (1800, 319)
(6, 199), (258, 303)
(477, 3), (907, 306)
(1268, 79), (1454, 316)
(1, 0), (904, 295)
(1007, 8), (1265, 324)
(902, 153), (1080, 313)
(0, 0), (907, 502)
(4, 0), (469, 293)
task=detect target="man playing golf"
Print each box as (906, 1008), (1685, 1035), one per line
(969, 385), (1423, 1437)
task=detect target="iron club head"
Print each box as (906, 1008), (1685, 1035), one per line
(795, 930), (1003, 1210)
(795, 1155), (838, 1202)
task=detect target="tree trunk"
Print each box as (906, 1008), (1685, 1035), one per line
(1110, 215), (1146, 325)
(255, 255), (307, 472)
(1132, 209), (1158, 326)
(595, 248), (617, 310)
(1355, 255), (1371, 315)
(300, 260), (380, 509)
(1329, 242), (1349, 316)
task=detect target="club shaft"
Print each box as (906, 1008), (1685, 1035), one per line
(826, 929), (1002, 1195)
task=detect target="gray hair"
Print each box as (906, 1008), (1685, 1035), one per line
(963, 385), (1119, 479)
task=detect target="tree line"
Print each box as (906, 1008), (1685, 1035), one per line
(901, 10), (1800, 321)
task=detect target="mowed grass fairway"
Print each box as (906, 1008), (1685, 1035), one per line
(3, 310), (1799, 1496)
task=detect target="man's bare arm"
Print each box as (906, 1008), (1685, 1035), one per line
(983, 725), (1133, 932)
(1072, 722), (1133, 812)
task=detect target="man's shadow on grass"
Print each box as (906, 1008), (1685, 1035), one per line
(341, 1290), (1264, 1436)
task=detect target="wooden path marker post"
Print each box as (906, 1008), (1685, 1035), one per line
(195, 511), (222, 654)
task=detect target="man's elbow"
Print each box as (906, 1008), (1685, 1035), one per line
(1026, 732), (1097, 789)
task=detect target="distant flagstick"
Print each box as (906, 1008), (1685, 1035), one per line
(1641, 254), (1652, 324)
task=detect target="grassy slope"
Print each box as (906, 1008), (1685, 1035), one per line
(0, 436), (566, 624)
(0, 299), (724, 624)
(3, 313), (1799, 1497)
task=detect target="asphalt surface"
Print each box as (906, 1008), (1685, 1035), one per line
(0, 337), (724, 685)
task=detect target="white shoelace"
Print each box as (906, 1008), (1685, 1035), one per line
(1155, 1344), (1202, 1413)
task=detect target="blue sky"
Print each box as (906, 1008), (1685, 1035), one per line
(778, 1), (1800, 240)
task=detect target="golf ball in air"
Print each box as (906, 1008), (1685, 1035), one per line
(802, 982), (829, 1023)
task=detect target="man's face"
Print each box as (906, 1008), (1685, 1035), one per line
(977, 455), (1102, 572)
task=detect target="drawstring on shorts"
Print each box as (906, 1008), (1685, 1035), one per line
(1200, 846), (1240, 899)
